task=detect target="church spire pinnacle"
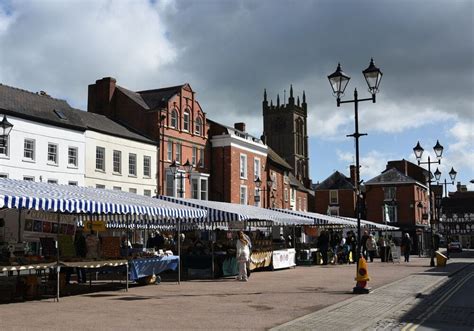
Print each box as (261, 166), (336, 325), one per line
(290, 84), (293, 98)
(277, 94), (280, 108)
(288, 84), (295, 105)
(264, 88), (267, 102)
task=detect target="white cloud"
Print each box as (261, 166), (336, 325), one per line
(0, 0), (177, 109)
(337, 149), (391, 180)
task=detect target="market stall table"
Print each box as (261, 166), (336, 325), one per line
(129, 256), (179, 282)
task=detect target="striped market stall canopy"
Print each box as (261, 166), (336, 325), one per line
(272, 208), (357, 227)
(157, 196), (314, 225)
(0, 178), (206, 221)
(338, 216), (399, 230)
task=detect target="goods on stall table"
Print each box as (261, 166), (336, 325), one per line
(85, 235), (100, 259)
(58, 235), (76, 257)
(40, 237), (56, 257)
(101, 237), (121, 258)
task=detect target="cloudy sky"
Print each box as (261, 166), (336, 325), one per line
(0, 0), (473, 190)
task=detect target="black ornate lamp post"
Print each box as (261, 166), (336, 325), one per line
(254, 176), (274, 208)
(169, 159), (194, 198)
(436, 166), (457, 259)
(0, 115), (14, 145)
(328, 59), (383, 282)
(413, 140), (444, 267)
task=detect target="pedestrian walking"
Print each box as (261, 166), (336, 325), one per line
(401, 233), (412, 262)
(236, 231), (250, 281)
(366, 234), (377, 262)
(361, 230), (370, 259)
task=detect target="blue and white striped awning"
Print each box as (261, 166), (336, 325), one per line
(0, 178), (206, 221)
(158, 196), (313, 225)
(272, 209), (357, 227)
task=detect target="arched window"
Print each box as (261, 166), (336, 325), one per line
(170, 109), (178, 129)
(195, 117), (202, 135)
(183, 109), (190, 131)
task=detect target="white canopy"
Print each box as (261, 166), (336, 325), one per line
(157, 196), (314, 225)
(272, 208), (357, 227)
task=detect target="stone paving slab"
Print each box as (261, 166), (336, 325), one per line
(271, 261), (472, 331)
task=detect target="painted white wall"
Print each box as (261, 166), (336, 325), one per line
(0, 116), (85, 185)
(84, 130), (157, 196)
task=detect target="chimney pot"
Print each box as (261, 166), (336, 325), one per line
(234, 122), (246, 132)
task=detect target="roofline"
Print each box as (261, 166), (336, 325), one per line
(136, 84), (185, 94)
(0, 108), (86, 132)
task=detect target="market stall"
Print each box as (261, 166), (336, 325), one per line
(0, 178), (207, 302)
(158, 196), (313, 275)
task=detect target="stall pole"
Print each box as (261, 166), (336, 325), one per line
(17, 208), (22, 243)
(56, 212), (60, 302)
(211, 223), (215, 279)
(177, 218), (181, 284)
(293, 225), (296, 249)
(125, 261), (129, 292)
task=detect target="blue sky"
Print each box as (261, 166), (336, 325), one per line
(0, 0), (472, 191)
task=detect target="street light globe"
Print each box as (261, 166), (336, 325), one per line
(433, 140), (444, 159)
(413, 141), (424, 161)
(328, 63), (351, 99)
(434, 168), (442, 181)
(362, 58), (383, 95)
(449, 167), (457, 182)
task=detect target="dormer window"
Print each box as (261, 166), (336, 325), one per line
(170, 109), (178, 129)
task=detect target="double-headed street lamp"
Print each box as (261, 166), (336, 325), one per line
(169, 159), (194, 198)
(435, 166), (457, 259)
(254, 176), (274, 208)
(328, 59), (383, 284)
(413, 140), (444, 267)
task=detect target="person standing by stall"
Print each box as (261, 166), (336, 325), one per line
(366, 234), (377, 263)
(236, 231), (250, 282)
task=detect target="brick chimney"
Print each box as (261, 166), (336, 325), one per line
(87, 77), (116, 118)
(350, 165), (357, 186)
(234, 122), (246, 132)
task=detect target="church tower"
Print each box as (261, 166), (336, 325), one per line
(263, 85), (311, 188)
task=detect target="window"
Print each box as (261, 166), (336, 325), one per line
(183, 109), (190, 131)
(0, 136), (9, 156)
(129, 188), (137, 194)
(129, 153), (137, 176)
(0, 173), (8, 178)
(143, 156), (151, 177)
(24, 139), (35, 161)
(167, 141), (173, 161)
(175, 143), (181, 163)
(195, 117), (202, 135)
(328, 206), (339, 216)
(144, 189), (151, 197)
(329, 190), (338, 204)
(166, 172), (175, 197)
(96, 147), (105, 171)
(113, 186), (122, 191)
(96, 184), (105, 189)
(254, 158), (261, 181)
(192, 146), (197, 165)
(240, 185), (248, 205)
(192, 178), (199, 199)
(199, 148), (204, 167)
(176, 172), (184, 198)
(383, 204), (397, 223)
(23, 176), (34, 181)
(200, 179), (208, 200)
(170, 109), (178, 128)
(68, 181), (77, 186)
(384, 187), (397, 201)
(68, 147), (78, 167)
(47, 143), (58, 164)
(113, 150), (122, 174)
(284, 188), (288, 202)
(47, 179), (58, 184)
(254, 188), (260, 207)
(240, 154), (247, 179)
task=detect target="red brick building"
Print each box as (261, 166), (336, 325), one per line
(88, 77), (210, 199)
(209, 121), (267, 205)
(364, 160), (431, 252)
(314, 167), (357, 217)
